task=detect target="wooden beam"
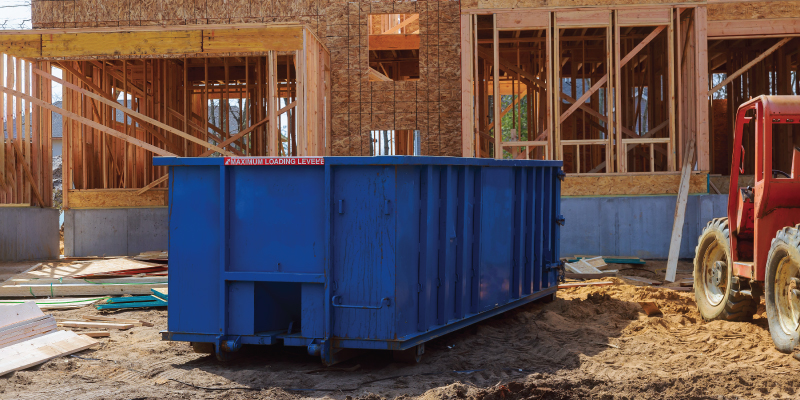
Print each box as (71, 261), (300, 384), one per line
(707, 37), (792, 95)
(135, 173), (169, 196)
(0, 85), (177, 157)
(382, 14), (420, 34)
(493, 15), (501, 159)
(0, 34), (41, 58)
(203, 27), (304, 53)
(369, 34), (420, 51)
(41, 31), (203, 57)
(665, 139), (695, 282)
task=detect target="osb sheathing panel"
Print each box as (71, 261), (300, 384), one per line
(68, 189), (168, 208)
(707, 1), (800, 21)
(469, 0), (699, 8)
(562, 173), (709, 197)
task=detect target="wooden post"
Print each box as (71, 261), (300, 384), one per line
(695, 7), (709, 171)
(493, 14), (501, 159)
(461, 13), (474, 158)
(666, 139), (695, 282)
(268, 51), (278, 156)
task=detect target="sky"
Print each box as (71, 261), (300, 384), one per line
(0, 0), (32, 30)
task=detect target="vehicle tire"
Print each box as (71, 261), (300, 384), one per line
(393, 345), (423, 363)
(694, 218), (757, 321)
(765, 225), (800, 353)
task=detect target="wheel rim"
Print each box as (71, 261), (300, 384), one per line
(700, 239), (728, 306)
(775, 257), (800, 335)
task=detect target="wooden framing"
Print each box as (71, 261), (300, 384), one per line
(462, 6), (688, 178)
(0, 23), (330, 209)
(0, 24), (311, 59)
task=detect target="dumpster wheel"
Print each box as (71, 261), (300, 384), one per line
(191, 342), (214, 354)
(393, 344), (424, 363)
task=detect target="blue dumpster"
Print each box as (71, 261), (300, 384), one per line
(153, 156), (564, 364)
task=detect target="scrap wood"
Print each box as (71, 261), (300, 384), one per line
(565, 258), (604, 274)
(558, 281), (614, 289)
(21, 258), (166, 280)
(82, 315), (153, 327)
(57, 321), (134, 330)
(571, 255), (645, 265)
(0, 302), (58, 349)
(0, 330), (97, 376)
(0, 283), (167, 298)
(638, 301), (662, 316)
(565, 273), (617, 280)
(75, 331), (110, 338)
(0, 297), (108, 310)
(621, 275), (663, 286)
(679, 279), (694, 287)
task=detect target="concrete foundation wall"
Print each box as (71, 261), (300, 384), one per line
(65, 208), (168, 257)
(561, 194), (728, 259)
(62, 196), (726, 260)
(0, 207), (59, 261)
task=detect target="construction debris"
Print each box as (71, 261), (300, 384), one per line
(0, 257), (167, 298)
(0, 302), (97, 375)
(565, 257), (606, 274)
(57, 321), (134, 330)
(82, 315), (153, 327)
(0, 297), (107, 310)
(638, 302), (662, 317)
(569, 255), (646, 265)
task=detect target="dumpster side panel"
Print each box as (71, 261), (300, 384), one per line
(477, 167), (515, 311)
(168, 166), (221, 335)
(395, 166), (421, 338)
(229, 166), (325, 273)
(332, 166), (397, 341)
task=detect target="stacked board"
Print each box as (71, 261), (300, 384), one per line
(0, 302), (97, 375)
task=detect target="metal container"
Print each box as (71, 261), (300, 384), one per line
(154, 156), (564, 364)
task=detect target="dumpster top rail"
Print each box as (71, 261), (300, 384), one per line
(154, 156), (564, 168)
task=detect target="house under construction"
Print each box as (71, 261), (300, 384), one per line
(0, 0), (798, 259)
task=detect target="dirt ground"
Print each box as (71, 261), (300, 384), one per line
(2, 260), (800, 400)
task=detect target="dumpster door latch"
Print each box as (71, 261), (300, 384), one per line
(332, 295), (391, 309)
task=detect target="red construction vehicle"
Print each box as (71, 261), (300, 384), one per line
(695, 95), (800, 353)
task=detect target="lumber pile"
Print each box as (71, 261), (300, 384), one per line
(0, 256), (168, 298)
(0, 302), (97, 375)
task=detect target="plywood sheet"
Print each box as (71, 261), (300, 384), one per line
(41, 31), (203, 57)
(556, 10), (610, 26)
(67, 189), (167, 208)
(618, 8), (670, 26)
(708, 1), (800, 21)
(708, 19), (800, 38)
(0, 35), (42, 58)
(202, 27), (304, 52)
(562, 173), (708, 196)
(496, 12), (549, 29)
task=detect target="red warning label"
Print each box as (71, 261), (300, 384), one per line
(224, 157), (325, 166)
